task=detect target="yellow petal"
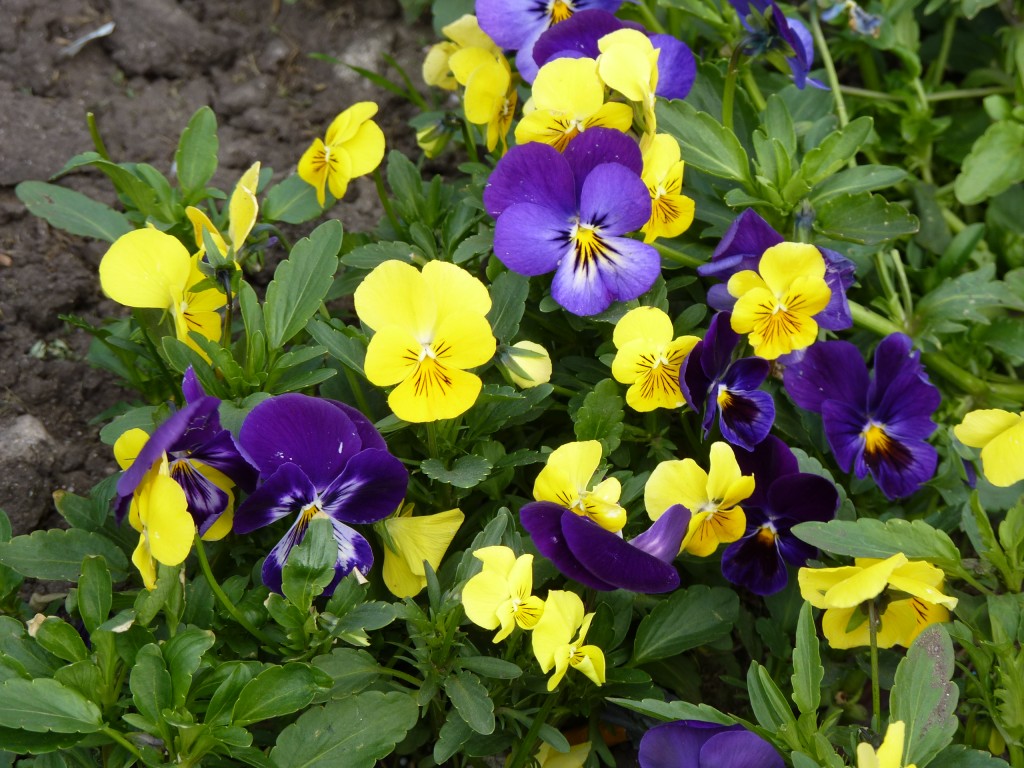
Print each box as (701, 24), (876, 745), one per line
(878, 598), (950, 649)
(706, 442), (753, 509)
(114, 428), (150, 471)
(433, 311), (497, 371)
(384, 509), (464, 586)
(462, 570), (510, 630)
(132, 535), (157, 591)
(613, 306), (673, 349)
(534, 441), (602, 507)
(820, 606), (872, 649)
(571, 644), (606, 687)
(515, 595), (546, 631)
(643, 192), (695, 243)
(597, 29), (656, 103)
(535, 742), (592, 768)
(139, 474), (193, 566)
(387, 363), (482, 422)
(185, 206), (228, 256)
(759, 242), (826, 295)
(642, 133), (682, 186)
(325, 148), (354, 202)
(506, 340), (553, 388)
(422, 260), (492, 320)
(507, 552), (536, 602)
(363, 325), (423, 387)
(819, 554), (909, 609)
(228, 161), (260, 250)
(474, 545), (518, 576)
(325, 102), (379, 146)
(727, 271), (770, 302)
(582, 102), (634, 132)
(443, 14), (497, 52)
(532, 590), (583, 672)
(583, 477), (625, 532)
(340, 120), (386, 179)
(383, 543), (426, 599)
(887, 561), (958, 609)
(354, 259), (437, 336)
(463, 57), (511, 127)
(875, 721), (907, 768)
(979, 417), (1024, 487)
(954, 408), (1022, 448)
(99, 229), (191, 309)
(298, 137), (330, 207)
(645, 458), (707, 519)
(532, 57), (604, 118)
(423, 41), (458, 90)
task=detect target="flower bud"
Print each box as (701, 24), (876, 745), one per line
(502, 341), (552, 388)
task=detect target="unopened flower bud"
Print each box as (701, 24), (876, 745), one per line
(503, 341), (552, 388)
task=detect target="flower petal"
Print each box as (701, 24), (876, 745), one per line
(493, 202), (573, 277)
(783, 340), (869, 414)
(319, 448), (409, 525)
(550, 234), (660, 316)
(650, 34), (697, 100)
(99, 229), (191, 309)
(387, 363), (483, 422)
(563, 127), (643, 191)
(341, 119), (386, 179)
(233, 462), (316, 534)
(139, 474), (194, 566)
(520, 502), (616, 590)
(484, 142), (575, 217)
(354, 259), (437, 336)
(700, 730), (784, 768)
(579, 162), (652, 235)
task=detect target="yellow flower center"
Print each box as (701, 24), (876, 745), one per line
(572, 223), (612, 270)
(635, 351), (682, 402)
(549, 0), (575, 24)
(717, 386), (733, 408)
(755, 523), (777, 545)
(862, 423), (890, 455)
(299, 500), (322, 526)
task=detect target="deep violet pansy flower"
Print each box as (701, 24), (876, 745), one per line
(233, 393), (408, 595)
(783, 333), (941, 499)
(679, 310), (775, 451)
(698, 209), (855, 331)
(530, 10), (697, 100)
(484, 128), (659, 316)
(721, 436), (838, 595)
(730, 0), (816, 89)
(476, 0), (626, 82)
(115, 368), (256, 533)
(639, 720), (784, 768)
(520, 501), (689, 593)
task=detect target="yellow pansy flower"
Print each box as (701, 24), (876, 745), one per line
(798, 554), (958, 649)
(380, 504), (464, 598)
(422, 14), (500, 91)
(355, 259), (496, 423)
(462, 546), (545, 642)
(533, 441), (626, 533)
(125, 458), (194, 590)
(531, 590), (605, 691)
(450, 47), (518, 153)
(597, 28), (660, 132)
(515, 57), (633, 151)
(857, 721), (917, 768)
(954, 408), (1024, 487)
(639, 133), (695, 244)
(298, 102), (385, 206)
(645, 442), (754, 556)
(185, 161), (261, 262)
(612, 306), (699, 412)
(727, 242), (832, 360)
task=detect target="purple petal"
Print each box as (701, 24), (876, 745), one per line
(562, 513), (681, 593)
(484, 142), (575, 218)
(718, 387), (775, 451)
(779, 14), (814, 89)
(233, 463), (316, 534)
(630, 504), (690, 562)
(579, 163), (652, 235)
(328, 400), (387, 452)
(821, 399), (868, 474)
(184, 429), (258, 492)
(698, 209), (782, 280)
(182, 367), (204, 404)
(721, 533), (790, 595)
(766, 474), (839, 529)
(866, 436), (938, 500)
(476, 0), (545, 50)
(520, 502), (616, 590)
(816, 247), (856, 330)
(734, 435), (798, 507)
(239, 394), (361, 488)
(532, 10), (621, 69)
(701, 729), (785, 768)
(493, 202), (573, 276)
(319, 449), (408, 525)
(869, 333), (924, 403)
(650, 34), (697, 100)
(563, 128), (643, 193)
(514, 32), (546, 83)
(782, 340), (868, 414)
(706, 283), (736, 313)
(721, 356), (769, 392)
(679, 340), (711, 415)
(870, 370), (941, 442)
(168, 459), (229, 531)
(700, 312), (740, 380)
(550, 235), (660, 316)
(323, 522), (375, 596)
(261, 516), (307, 594)
(640, 721), (736, 768)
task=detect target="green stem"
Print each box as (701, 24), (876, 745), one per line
(868, 600), (881, 732)
(740, 66), (767, 112)
(377, 665), (424, 687)
(809, 4), (850, 129)
(927, 11), (958, 91)
(102, 727), (142, 760)
(194, 534), (278, 648)
(461, 119), (480, 164)
(219, 270), (234, 347)
(372, 168), (401, 235)
(507, 694), (559, 768)
(634, 0), (666, 33)
(722, 46), (743, 133)
(839, 85), (904, 102)
(653, 240), (703, 269)
(848, 300), (901, 336)
(87, 112), (112, 161)
(927, 86), (1015, 102)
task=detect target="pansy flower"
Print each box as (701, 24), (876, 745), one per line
(514, 57), (632, 151)
(233, 394), (408, 595)
(954, 408), (1024, 487)
(858, 721), (916, 768)
(611, 306), (699, 412)
(485, 128), (659, 317)
(721, 436), (838, 595)
(461, 546), (545, 642)
(679, 311), (774, 450)
(521, 501), (689, 592)
(798, 553), (957, 649)
(640, 133), (696, 244)
(355, 259), (496, 423)
(730, 0), (816, 88)
(645, 442), (755, 556)
(531, 589), (605, 691)
(531, 10), (696, 100)
(449, 45), (517, 152)
(639, 720), (784, 768)
(699, 209), (855, 332)
(422, 14), (500, 90)
(186, 161), (261, 263)
(783, 333), (941, 499)
(476, 0), (626, 82)
(126, 460), (194, 590)
(379, 504), (464, 598)
(596, 29), (660, 131)
(533, 440), (626, 533)
(298, 102), (385, 206)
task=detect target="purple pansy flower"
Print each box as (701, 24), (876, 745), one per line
(721, 436), (838, 595)
(476, 0), (626, 82)
(639, 720), (784, 768)
(484, 128), (659, 316)
(115, 368), (256, 533)
(730, 0), (816, 88)
(529, 10), (697, 99)
(782, 333), (941, 499)
(520, 501), (689, 592)
(680, 311), (775, 451)
(233, 394), (408, 595)
(698, 209), (855, 331)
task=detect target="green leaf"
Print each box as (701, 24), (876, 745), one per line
(0, 678), (102, 733)
(799, 116), (873, 187)
(747, 661), (796, 732)
(162, 629), (215, 709)
(205, 663), (260, 726)
(78, 555), (114, 634)
(263, 175), (324, 225)
(656, 100), (751, 183)
(791, 602), (823, 716)
(890, 625), (958, 766)
(813, 192), (919, 245)
(487, 271), (530, 342)
(762, 94), (797, 158)
(573, 378), (625, 455)
(270, 691), (418, 768)
(444, 671), (495, 735)
(792, 518), (962, 572)
(130, 644), (173, 726)
(607, 697), (735, 725)
(312, 648), (381, 698)
(340, 241), (415, 269)
(232, 663), (330, 726)
(33, 618), (89, 663)
(914, 265), (1024, 338)
(0, 528), (129, 581)
(434, 711), (473, 764)
(930, 745), (1012, 767)
(458, 656), (522, 680)
(452, 230), (493, 264)
(175, 106), (219, 199)
(15, 182), (132, 242)
(421, 455), (493, 488)
(282, 517), (336, 613)
(632, 586), (739, 663)
(305, 318), (366, 376)
(264, 220), (342, 349)
(809, 165), (908, 204)
(0, 727), (84, 755)
(955, 121), (1024, 205)
(52, 490), (108, 531)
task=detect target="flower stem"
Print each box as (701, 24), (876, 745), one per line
(87, 112), (112, 161)
(809, 4), (850, 130)
(507, 694), (558, 768)
(722, 46), (743, 133)
(461, 119), (480, 164)
(868, 599), (881, 732)
(219, 270), (233, 347)
(740, 66), (767, 112)
(634, 0), (666, 34)
(927, 11), (957, 90)
(102, 727), (142, 760)
(193, 534), (278, 649)
(372, 168), (401, 235)
(653, 240), (703, 268)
